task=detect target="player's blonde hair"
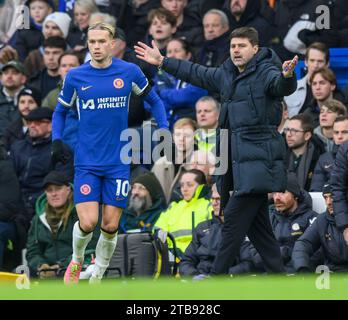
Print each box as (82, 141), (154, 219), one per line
(88, 22), (115, 38)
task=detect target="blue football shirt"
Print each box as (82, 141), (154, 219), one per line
(58, 58), (149, 167)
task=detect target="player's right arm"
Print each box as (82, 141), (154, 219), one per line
(52, 71), (77, 164)
(53, 71), (77, 140)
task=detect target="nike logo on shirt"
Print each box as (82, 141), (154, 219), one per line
(81, 85), (93, 91)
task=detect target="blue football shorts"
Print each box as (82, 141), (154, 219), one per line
(74, 165), (130, 208)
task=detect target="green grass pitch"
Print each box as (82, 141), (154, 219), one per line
(1, 274), (348, 300)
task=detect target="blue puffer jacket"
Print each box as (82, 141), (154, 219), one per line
(331, 141), (348, 230)
(161, 48), (297, 206)
(179, 217), (260, 276)
(310, 144), (339, 192)
(292, 211), (348, 272)
(269, 201), (318, 272)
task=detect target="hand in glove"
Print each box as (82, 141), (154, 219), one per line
(283, 20), (316, 55)
(51, 139), (71, 166)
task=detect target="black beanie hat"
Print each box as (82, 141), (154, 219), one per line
(132, 172), (163, 202)
(18, 87), (42, 107)
(322, 183), (332, 195)
(286, 173), (302, 199)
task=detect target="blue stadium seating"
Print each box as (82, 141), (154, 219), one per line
(294, 48), (348, 88)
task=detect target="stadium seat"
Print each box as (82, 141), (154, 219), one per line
(295, 48), (348, 88)
(309, 192), (326, 214)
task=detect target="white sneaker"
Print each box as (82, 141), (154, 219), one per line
(89, 275), (102, 285)
(79, 264), (95, 280)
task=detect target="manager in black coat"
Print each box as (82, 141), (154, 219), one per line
(135, 27), (298, 274)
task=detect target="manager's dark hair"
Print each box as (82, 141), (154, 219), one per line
(230, 27), (259, 46)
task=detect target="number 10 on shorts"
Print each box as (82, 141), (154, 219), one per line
(115, 179), (130, 198)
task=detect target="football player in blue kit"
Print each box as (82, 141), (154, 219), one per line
(52, 22), (168, 284)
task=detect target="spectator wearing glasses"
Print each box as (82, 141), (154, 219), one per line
(285, 113), (324, 191)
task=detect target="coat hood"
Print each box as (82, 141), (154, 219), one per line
(221, 47), (282, 75)
(179, 184), (211, 204)
(253, 47), (282, 69)
(314, 126), (334, 148)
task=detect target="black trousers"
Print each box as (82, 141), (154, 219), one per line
(212, 193), (284, 274)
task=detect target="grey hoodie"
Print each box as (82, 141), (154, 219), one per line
(314, 126), (334, 153)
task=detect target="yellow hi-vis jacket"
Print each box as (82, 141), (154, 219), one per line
(194, 129), (217, 153)
(154, 185), (212, 254)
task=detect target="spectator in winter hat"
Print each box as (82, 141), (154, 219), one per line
(43, 12), (72, 39)
(119, 172), (167, 233)
(3, 87), (41, 151)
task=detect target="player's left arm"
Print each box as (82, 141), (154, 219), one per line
(132, 65), (169, 129)
(142, 87), (169, 129)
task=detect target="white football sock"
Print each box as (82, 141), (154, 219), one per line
(91, 229), (118, 279)
(72, 221), (93, 264)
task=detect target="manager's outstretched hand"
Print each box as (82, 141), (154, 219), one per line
(134, 40), (164, 67)
(282, 55), (299, 78)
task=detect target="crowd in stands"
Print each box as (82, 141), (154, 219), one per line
(1, 0), (348, 277)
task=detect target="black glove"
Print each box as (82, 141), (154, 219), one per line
(51, 139), (70, 166)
